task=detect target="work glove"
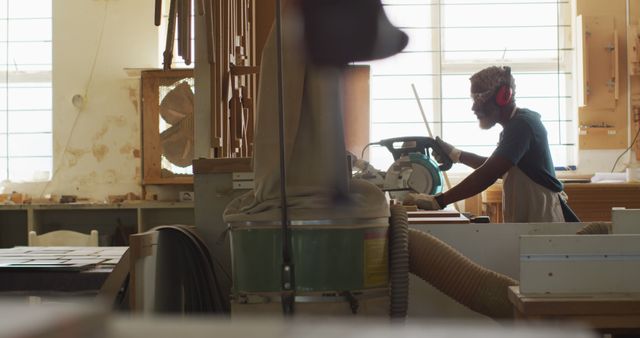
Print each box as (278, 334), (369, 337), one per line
(404, 193), (443, 210)
(433, 136), (462, 163)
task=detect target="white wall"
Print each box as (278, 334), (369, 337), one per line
(3, 0), (159, 201)
(51, 0), (160, 201)
(577, 149), (637, 174)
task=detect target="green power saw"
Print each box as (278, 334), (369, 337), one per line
(354, 136), (452, 202)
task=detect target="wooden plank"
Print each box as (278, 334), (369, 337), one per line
(576, 15), (588, 107)
(141, 177), (193, 185)
(408, 216), (469, 224)
(483, 184), (502, 203)
(193, 157), (252, 173)
(200, 0), (263, 157)
(509, 286), (640, 316)
(342, 65), (370, 160)
(407, 210), (461, 218)
(463, 193), (483, 215)
(129, 231), (158, 311)
(509, 285), (640, 333)
(142, 72), (161, 183)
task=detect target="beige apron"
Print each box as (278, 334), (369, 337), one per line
(502, 166), (564, 223)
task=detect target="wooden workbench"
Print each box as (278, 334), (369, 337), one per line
(481, 183), (640, 222)
(508, 286), (640, 335)
(0, 246), (127, 294)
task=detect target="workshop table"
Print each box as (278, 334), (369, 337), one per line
(0, 246), (127, 296)
(508, 286), (640, 335)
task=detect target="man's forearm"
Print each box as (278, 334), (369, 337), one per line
(439, 165), (497, 207)
(460, 151), (487, 169)
(438, 154), (513, 209)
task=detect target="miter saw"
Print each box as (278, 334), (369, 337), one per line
(354, 136), (453, 202)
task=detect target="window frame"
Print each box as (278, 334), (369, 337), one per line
(0, 0), (53, 182)
(367, 0), (576, 171)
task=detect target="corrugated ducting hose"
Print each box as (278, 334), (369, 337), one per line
(407, 227), (518, 320)
(389, 204), (409, 319)
(576, 222), (611, 234)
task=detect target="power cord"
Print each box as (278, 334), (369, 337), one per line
(38, 1), (110, 198)
(360, 142), (380, 160)
(610, 126), (640, 173)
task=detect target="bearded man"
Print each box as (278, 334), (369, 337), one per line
(407, 66), (578, 223)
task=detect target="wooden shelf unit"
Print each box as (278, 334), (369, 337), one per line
(480, 182), (640, 222)
(0, 202), (194, 248)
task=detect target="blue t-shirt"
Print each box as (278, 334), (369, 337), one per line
(492, 108), (563, 192)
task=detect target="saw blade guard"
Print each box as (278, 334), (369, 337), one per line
(378, 136), (453, 172)
(383, 152), (444, 200)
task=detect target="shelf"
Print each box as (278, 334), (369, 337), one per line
(0, 202), (194, 247)
(579, 127), (617, 135)
(142, 177), (194, 185)
(0, 202), (193, 210)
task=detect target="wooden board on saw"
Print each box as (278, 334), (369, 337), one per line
(407, 210), (462, 218)
(408, 210), (469, 224)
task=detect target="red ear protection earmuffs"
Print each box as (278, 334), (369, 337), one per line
(495, 66), (513, 107)
(495, 85), (512, 107)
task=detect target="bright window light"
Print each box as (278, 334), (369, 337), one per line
(365, 0), (575, 173)
(0, 0), (52, 182)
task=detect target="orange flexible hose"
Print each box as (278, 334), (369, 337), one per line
(576, 222), (611, 235)
(408, 228), (518, 320)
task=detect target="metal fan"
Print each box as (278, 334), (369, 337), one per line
(159, 81), (194, 168)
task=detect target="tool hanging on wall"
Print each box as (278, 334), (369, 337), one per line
(157, 0), (195, 69)
(154, 0), (258, 159)
(160, 0), (176, 70)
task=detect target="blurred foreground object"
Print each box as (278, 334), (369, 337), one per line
(301, 0), (408, 66)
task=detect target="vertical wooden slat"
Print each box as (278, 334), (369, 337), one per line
(211, 0), (223, 156)
(247, 0), (259, 157)
(185, 0), (192, 65)
(163, 0), (177, 70)
(219, 0), (225, 156)
(224, 0), (230, 157)
(204, 0), (215, 64)
(196, 0), (205, 16)
(154, 0), (162, 26)
(176, 0), (183, 57)
(153, 0), (270, 171)
(141, 72), (161, 183)
(203, 0), (267, 159)
(342, 66), (371, 160)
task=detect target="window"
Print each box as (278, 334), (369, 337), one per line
(0, 0), (52, 182)
(367, 0), (575, 172)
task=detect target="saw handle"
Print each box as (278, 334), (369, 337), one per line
(379, 136), (453, 171)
